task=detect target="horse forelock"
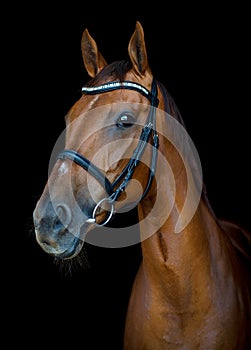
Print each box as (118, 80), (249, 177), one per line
(85, 60), (132, 87)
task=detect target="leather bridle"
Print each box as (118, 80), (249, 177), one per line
(58, 78), (159, 226)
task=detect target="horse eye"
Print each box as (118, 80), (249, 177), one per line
(116, 114), (135, 128)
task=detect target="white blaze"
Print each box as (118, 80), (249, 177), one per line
(58, 161), (69, 176)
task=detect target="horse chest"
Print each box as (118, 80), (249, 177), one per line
(124, 264), (243, 350)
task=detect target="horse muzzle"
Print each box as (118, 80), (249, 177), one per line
(33, 201), (86, 259)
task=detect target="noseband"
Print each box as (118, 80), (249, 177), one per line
(58, 78), (159, 226)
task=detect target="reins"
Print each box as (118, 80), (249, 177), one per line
(58, 78), (159, 226)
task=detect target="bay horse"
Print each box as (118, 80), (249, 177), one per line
(33, 21), (251, 349)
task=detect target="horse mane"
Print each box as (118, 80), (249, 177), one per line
(157, 80), (251, 277)
(85, 60), (132, 87)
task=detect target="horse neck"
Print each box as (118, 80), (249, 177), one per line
(136, 101), (234, 308)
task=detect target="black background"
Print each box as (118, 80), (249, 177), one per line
(8, 3), (250, 349)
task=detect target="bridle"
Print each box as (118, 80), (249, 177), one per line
(58, 78), (159, 226)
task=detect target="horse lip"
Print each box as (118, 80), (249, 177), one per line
(55, 236), (83, 260)
(53, 218), (92, 259)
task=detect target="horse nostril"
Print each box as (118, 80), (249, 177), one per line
(55, 203), (72, 229)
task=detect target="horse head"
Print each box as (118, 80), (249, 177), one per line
(33, 22), (163, 258)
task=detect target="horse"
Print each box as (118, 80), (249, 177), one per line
(33, 21), (251, 349)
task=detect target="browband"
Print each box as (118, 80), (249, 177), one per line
(82, 80), (159, 107)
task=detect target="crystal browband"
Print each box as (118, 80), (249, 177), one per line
(81, 80), (154, 103)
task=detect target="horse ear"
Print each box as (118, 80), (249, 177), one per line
(128, 21), (149, 76)
(81, 29), (108, 78)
